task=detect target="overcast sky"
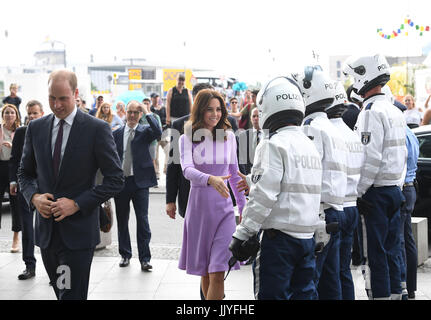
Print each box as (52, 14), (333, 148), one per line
(1, 0), (430, 82)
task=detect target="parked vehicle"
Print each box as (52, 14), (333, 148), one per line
(412, 125), (431, 232)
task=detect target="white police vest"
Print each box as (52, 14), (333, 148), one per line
(354, 94), (407, 196)
(234, 126), (322, 240)
(302, 112), (348, 211)
(330, 118), (364, 207)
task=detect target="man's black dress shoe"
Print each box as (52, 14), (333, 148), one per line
(18, 268), (35, 280)
(119, 257), (130, 267)
(141, 261), (152, 271)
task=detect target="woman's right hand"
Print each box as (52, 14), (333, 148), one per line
(208, 175), (231, 198)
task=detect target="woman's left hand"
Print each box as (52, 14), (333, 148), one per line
(2, 141), (12, 148)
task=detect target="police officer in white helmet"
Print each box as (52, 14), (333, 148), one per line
(292, 65), (348, 300)
(343, 54), (407, 300)
(229, 76), (323, 300)
(326, 82), (364, 300)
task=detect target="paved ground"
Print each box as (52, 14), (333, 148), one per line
(2, 251), (431, 300)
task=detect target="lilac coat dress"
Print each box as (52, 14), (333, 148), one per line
(178, 130), (246, 276)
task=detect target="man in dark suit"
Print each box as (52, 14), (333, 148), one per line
(237, 107), (262, 175)
(9, 100), (44, 280)
(113, 100), (162, 271)
(18, 70), (124, 300)
(165, 83), (238, 219)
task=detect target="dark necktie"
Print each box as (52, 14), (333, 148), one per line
(53, 119), (65, 177)
(256, 130), (261, 146)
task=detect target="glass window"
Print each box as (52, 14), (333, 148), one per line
(417, 134), (431, 159)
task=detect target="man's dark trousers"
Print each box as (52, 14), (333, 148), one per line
(362, 185), (403, 299)
(115, 176), (151, 263)
(17, 191), (36, 271)
(40, 221), (94, 300)
(400, 185), (418, 295)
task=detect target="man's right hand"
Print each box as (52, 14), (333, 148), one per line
(166, 202), (177, 219)
(31, 193), (55, 219)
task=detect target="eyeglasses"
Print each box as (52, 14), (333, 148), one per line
(127, 110), (141, 115)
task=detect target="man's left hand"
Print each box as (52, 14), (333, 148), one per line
(51, 198), (80, 222)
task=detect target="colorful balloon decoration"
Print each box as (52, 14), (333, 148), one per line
(377, 18), (430, 39)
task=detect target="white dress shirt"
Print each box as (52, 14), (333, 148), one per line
(51, 107), (78, 163)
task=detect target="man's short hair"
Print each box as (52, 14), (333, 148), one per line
(250, 106), (259, 119)
(177, 73), (186, 81)
(192, 83), (214, 98)
(26, 100), (44, 112)
(48, 70), (78, 92)
(142, 98), (151, 103)
(251, 89), (260, 96)
(10, 83), (18, 90)
(126, 100), (143, 112)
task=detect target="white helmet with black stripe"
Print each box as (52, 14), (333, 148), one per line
(291, 65), (335, 116)
(343, 54), (391, 97)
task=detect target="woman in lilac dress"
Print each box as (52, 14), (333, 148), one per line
(178, 89), (246, 300)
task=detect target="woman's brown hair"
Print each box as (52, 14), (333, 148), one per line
(1, 104), (21, 131)
(96, 102), (113, 123)
(186, 89), (231, 142)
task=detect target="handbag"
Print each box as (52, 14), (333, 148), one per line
(99, 200), (113, 233)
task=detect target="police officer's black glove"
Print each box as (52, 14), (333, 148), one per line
(413, 179), (419, 193)
(229, 235), (260, 262)
(357, 197), (374, 216)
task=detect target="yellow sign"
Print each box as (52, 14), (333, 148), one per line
(163, 69), (193, 95)
(128, 69), (142, 80)
(128, 83), (143, 91)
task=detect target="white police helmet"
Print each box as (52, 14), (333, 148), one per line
(291, 65), (335, 115)
(328, 81), (348, 109)
(326, 81), (348, 119)
(343, 54), (391, 96)
(257, 76), (305, 131)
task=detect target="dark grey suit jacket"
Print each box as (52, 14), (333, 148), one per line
(18, 109), (124, 250)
